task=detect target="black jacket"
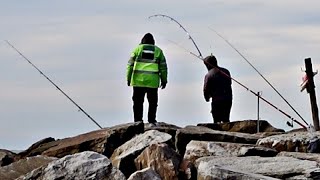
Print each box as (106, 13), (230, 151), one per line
(203, 67), (232, 102)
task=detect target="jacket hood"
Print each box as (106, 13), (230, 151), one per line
(141, 33), (155, 45)
(204, 55), (217, 70)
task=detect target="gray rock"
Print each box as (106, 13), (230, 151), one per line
(0, 155), (56, 180)
(184, 141), (278, 164)
(19, 151), (125, 180)
(175, 125), (261, 155)
(277, 151), (320, 163)
(195, 156), (320, 179)
(128, 167), (162, 180)
(257, 131), (320, 152)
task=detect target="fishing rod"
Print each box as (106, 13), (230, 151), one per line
(148, 14), (203, 59)
(148, 14), (308, 129)
(208, 27), (308, 126)
(5, 40), (103, 129)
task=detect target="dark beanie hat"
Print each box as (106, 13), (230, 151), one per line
(141, 33), (155, 45)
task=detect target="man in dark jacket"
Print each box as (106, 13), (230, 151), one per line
(203, 55), (232, 123)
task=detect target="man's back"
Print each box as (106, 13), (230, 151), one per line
(204, 67), (232, 102)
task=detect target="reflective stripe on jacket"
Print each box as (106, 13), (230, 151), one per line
(127, 44), (167, 88)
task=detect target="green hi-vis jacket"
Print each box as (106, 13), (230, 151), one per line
(127, 44), (168, 88)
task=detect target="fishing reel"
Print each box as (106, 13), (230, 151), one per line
(286, 120), (294, 128)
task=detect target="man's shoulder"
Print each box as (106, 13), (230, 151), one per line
(219, 67), (230, 73)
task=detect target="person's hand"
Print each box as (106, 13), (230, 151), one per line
(160, 82), (167, 89)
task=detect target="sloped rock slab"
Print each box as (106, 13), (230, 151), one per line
(277, 151), (320, 163)
(198, 120), (285, 134)
(40, 122), (144, 158)
(195, 156), (320, 179)
(111, 130), (172, 177)
(0, 155), (56, 180)
(144, 122), (181, 149)
(18, 151), (125, 180)
(175, 126), (261, 155)
(257, 131), (320, 152)
(18, 137), (55, 159)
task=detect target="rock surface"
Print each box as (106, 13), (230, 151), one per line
(18, 151), (125, 180)
(111, 130), (172, 177)
(0, 155), (56, 180)
(135, 143), (181, 180)
(198, 120), (285, 133)
(1, 120), (319, 179)
(195, 156), (320, 179)
(38, 122), (144, 158)
(0, 149), (17, 166)
(257, 131), (320, 152)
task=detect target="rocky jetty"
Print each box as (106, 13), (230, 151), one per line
(1, 120), (320, 179)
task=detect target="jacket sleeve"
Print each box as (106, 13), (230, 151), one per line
(126, 47), (138, 83)
(158, 50), (168, 84)
(203, 74), (211, 102)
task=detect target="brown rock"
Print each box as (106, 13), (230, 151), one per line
(135, 143), (181, 180)
(41, 122), (144, 158)
(18, 137), (55, 159)
(198, 120), (285, 134)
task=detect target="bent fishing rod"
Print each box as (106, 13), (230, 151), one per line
(148, 14), (308, 129)
(5, 40), (103, 129)
(208, 27), (308, 126)
(149, 14), (203, 59)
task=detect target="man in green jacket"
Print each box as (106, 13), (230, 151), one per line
(127, 33), (168, 124)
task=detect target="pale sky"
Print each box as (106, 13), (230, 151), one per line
(1, 0), (320, 150)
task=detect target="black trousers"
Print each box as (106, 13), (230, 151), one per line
(132, 87), (158, 123)
(211, 100), (232, 123)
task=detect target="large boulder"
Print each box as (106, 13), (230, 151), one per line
(38, 122), (144, 158)
(18, 151), (126, 180)
(134, 143), (181, 180)
(175, 125), (261, 156)
(0, 155), (56, 180)
(184, 141), (278, 164)
(111, 130), (172, 178)
(257, 131), (320, 152)
(144, 122), (181, 150)
(195, 156), (320, 179)
(198, 120), (285, 134)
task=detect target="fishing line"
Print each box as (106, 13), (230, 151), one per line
(208, 27), (308, 126)
(148, 14), (308, 128)
(5, 40), (103, 129)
